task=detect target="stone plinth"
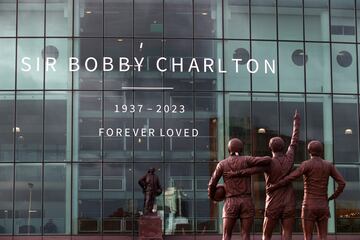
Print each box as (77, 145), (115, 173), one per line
(138, 215), (163, 240)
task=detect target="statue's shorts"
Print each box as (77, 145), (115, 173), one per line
(265, 204), (296, 220)
(301, 207), (330, 221)
(222, 196), (255, 219)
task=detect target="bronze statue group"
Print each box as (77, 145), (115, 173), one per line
(208, 111), (346, 240)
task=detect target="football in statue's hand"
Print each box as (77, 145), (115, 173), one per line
(213, 184), (226, 202)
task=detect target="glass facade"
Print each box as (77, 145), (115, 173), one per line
(0, 0), (359, 237)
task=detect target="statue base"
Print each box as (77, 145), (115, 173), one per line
(138, 215), (163, 240)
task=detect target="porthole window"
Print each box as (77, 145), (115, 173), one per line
(291, 49), (308, 66)
(41, 45), (59, 60)
(233, 48), (250, 65)
(336, 50), (352, 67)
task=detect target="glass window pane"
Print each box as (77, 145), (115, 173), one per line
(165, 163), (194, 235)
(45, 38), (73, 89)
(224, 40), (250, 91)
(306, 94), (333, 160)
(251, 0), (276, 40)
(278, 0), (303, 40)
(18, 0), (44, 36)
(17, 39), (44, 90)
(74, 0), (103, 37)
(164, 39), (193, 91)
(104, 0), (133, 37)
(331, 0), (355, 43)
(251, 41), (277, 92)
(104, 91), (133, 162)
(332, 44), (357, 93)
(0, 92), (14, 162)
(15, 92), (43, 162)
(73, 38), (103, 90)
(252, 93), (279, 156)
(224, 0), (249, 39)
(305, 43), (331, 93)
(15, 164), (42, 235)
(279, 94), (306, 164)
(0, 39), (15, 90)
(103, 163), (133, 234)
(44, 164), (71, 234)
(44, 91), (72, 162)
(135, 0), (163, 37)
(165, 0), (192, 38)
(225, 93), (251, 154)
(333, 95), (359, 164)
(46, 0), (72, 36)
(104, 38), (133, 90)
(165, 92), (194, 162)
(194, 0), (222, 38)
(279, 42), (305, 92)
(195, 92), (224, 162)
(194, 40), (223, 91)
(73, 163), (102, 234)
(0, 164), (13, 234)
(0, 0), (16, 36)
(304, 0), (329, 41)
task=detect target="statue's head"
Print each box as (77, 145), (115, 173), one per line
(228, 138), (244, 156)
(148, 168), (156, 174)
(307, 140), (323, 157)
(269, 137), (285, 153)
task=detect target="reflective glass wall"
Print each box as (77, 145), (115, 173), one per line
(0, 0), (360, 237)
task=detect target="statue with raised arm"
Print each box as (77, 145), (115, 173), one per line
(138, 168), (162, 215)
(225, 110), (300, 240)
(268, 140), (346, 240)
(208, 138), (271, 240)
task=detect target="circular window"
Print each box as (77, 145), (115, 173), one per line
(233, 48), (250, 65)
(292, 49), (308, 66)
(41, 45), (59, 59)
(337, 50), (352, 67)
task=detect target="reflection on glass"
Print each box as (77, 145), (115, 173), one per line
(104, 0), (133, 37)
(333, 95), (359, 163)
(15, 164), (42, 235)
(0, 92), (14, 162)
(74, 0), (103, 36)
(17, 39), (44, 90)
(332, 44), (357, 93)
(224, 0), (249, 39)
(278, 0), (303, 40)
(224, 40), (251, 91)
(103, 163), (133, 234)
(305, 43), (331, 93)
(44, 92), (71, 162)
(73, 91), (102, 162)
(304, 0), (329, 41)
(104, 91), (133, 162)
(15, 92), (43, 162)
(251, 0), (276, 39)
(331, 0), (355, 43)
(135, 0), (163, 37)
(18, 0), (44, 36)
(46, 0), (72, 36)
(195, 92), (224, 162)
(0, 164), (13, 234)
(194, 0), (222, 38)
(45, 38), (72, 89)
(279, 42), (305, 92)
(165, 0), (192, 38)
(44, 164), (71, 234)
(0, 0), (16, 36)
(0, 39), (15, 90)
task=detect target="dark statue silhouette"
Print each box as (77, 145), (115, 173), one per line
(138, 168), (162, 215)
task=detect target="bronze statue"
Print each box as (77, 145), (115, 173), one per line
(268, 140), (346, 240)
(208, 138), (271, 240)
(225, 110), (300, 240)
(138, 168), (162, 215)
